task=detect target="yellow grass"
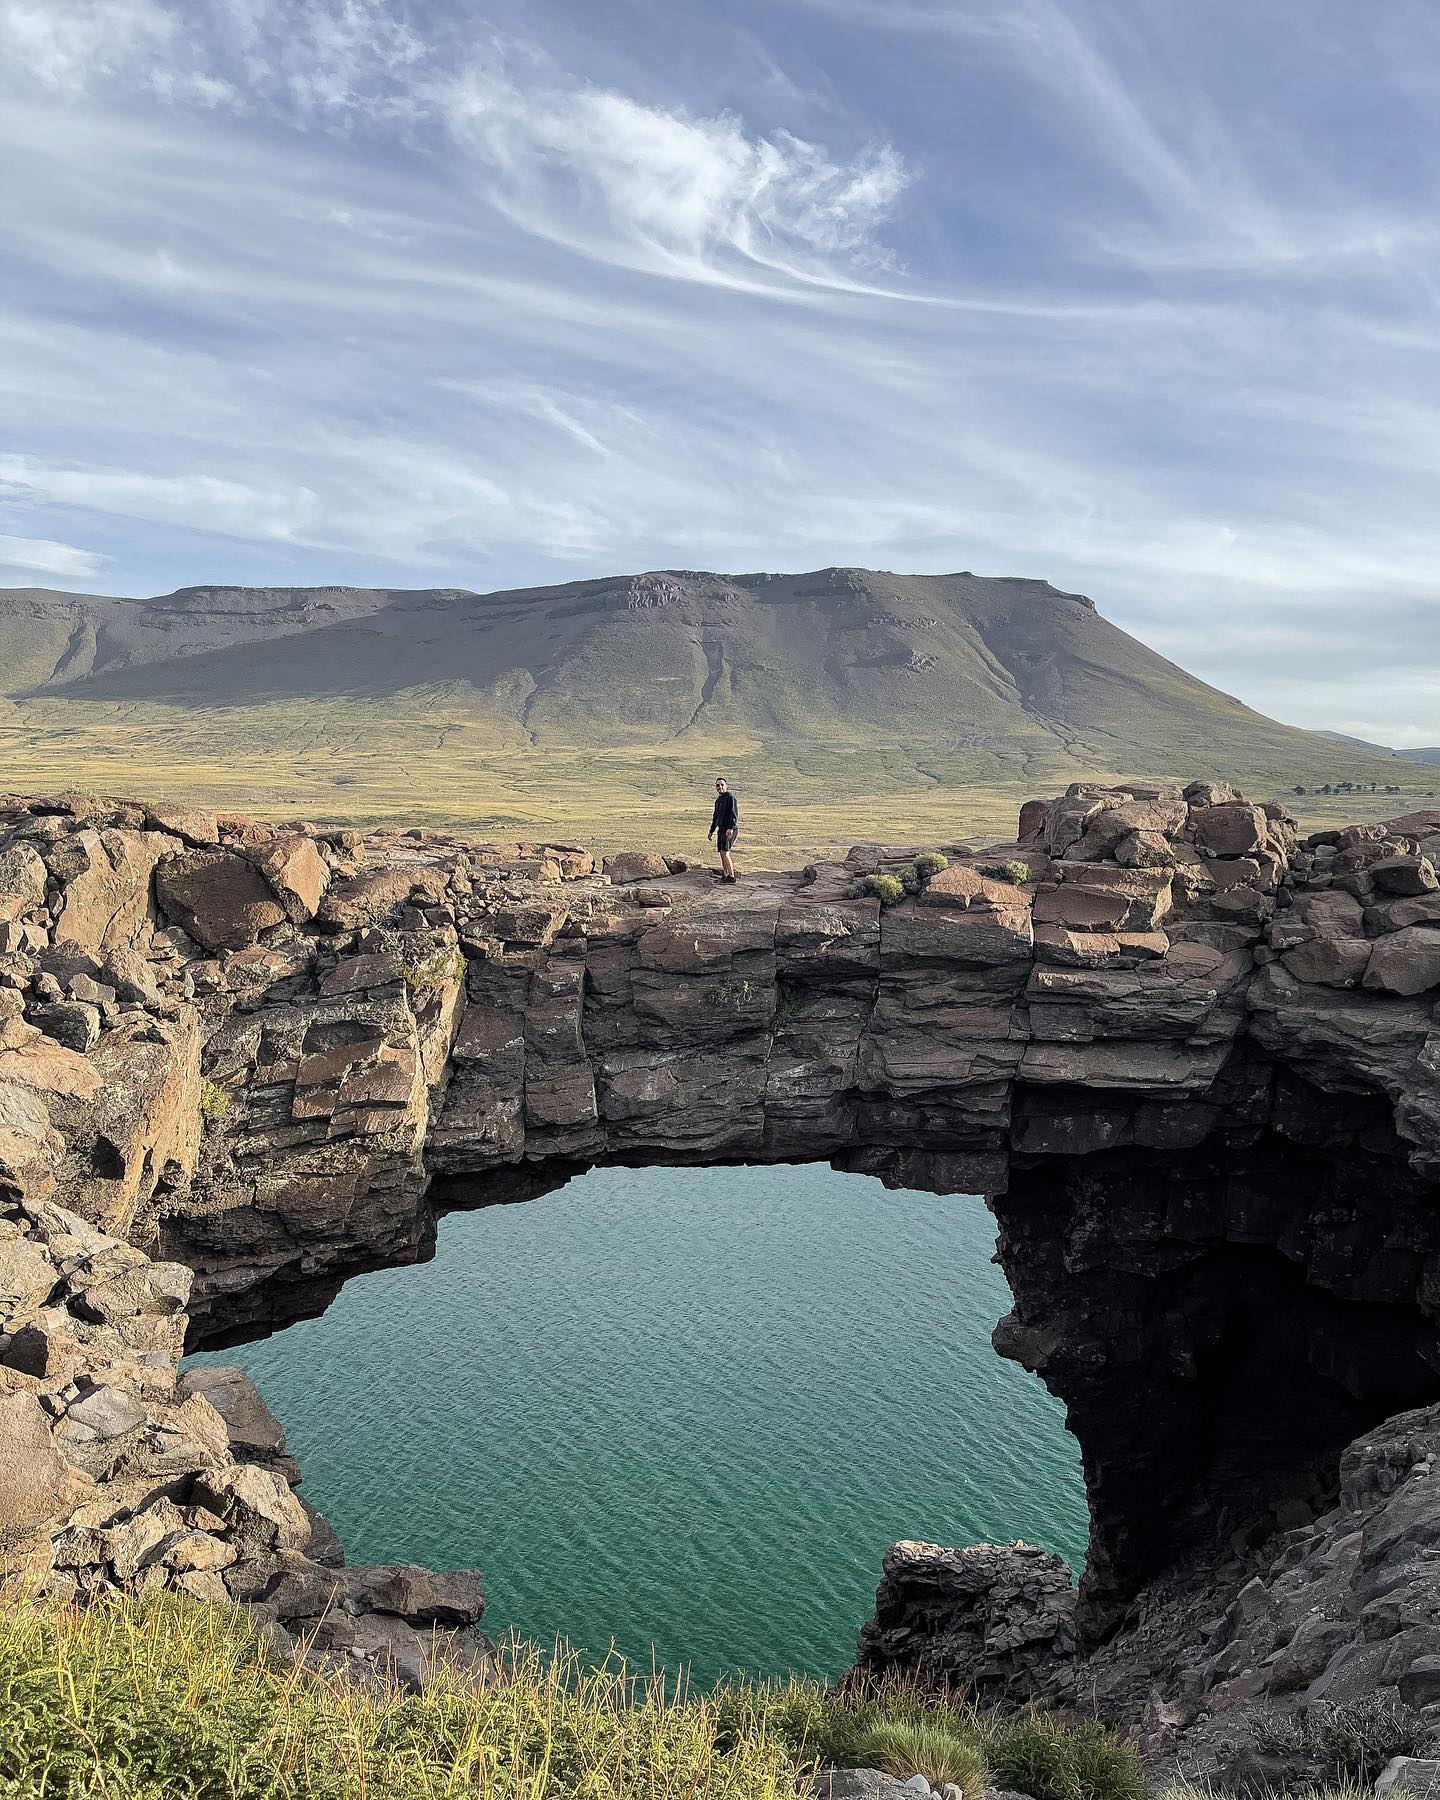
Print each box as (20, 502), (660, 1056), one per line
(1, 699), (1430, 864)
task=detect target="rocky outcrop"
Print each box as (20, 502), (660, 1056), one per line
(855, 1399), (1440, 1779)
(0, 1187), (488, 1689)
(856, 1541), (1077, 1700)
(3, 779), (1440, 1726)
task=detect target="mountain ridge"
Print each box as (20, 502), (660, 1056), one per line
(0, 566), (1379, 764)
(0, 566), (1422, 855)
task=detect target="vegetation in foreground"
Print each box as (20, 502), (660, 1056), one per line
(0, 1594), (1147, 1800)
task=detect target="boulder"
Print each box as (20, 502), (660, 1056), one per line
(177, 1366), (290, 1468)
(1040, 791), (1124, 858)
(602, 852), (671, 882)
(0, 1231), (58, 1320)
(1298, 889), (1366, 935)
(1115, 830), (1176, 869)
(144, 803), (220, 847)
(917, 864), (1023, 910)
(1282, 937), (1371, 989)
(1070, 796), (1187, 861)
(192, 1463), (311, 1555)
(1399, 1655), (1440, 1708)
(1190, 802), (1270, 858)
(0, 1391), (77, 1547)
(1033, 885), (1129, 930)
(1377, 1759), (1440, 1798)
(0, 1035), (102, 1102)
(58, 1383), (148, 1443)
(1373, 856), (1439, 898)
(1039, 865), (1172, 931)
(99, 946), (163, 1006)
(1210, 884), (1274, 926)
(1365, 928), (1440, 998)
(255, 835), (330, 923)
(1032, 927), (1168, 968)
(319, 866), (447, 932)
(53, 830), (161, 952)
(28, 1002), (101, 1052)
(814, 1774), (920, 1800)
(1371, 894), (1440, 932)
(882, 902), (1033, 966)
(342, 1563), (486, 1626)
(155, 851), (286, 952)
(0, 843), (47, 923)
(1184, 780), (1241, 806)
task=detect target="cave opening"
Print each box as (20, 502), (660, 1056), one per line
(183, 1159), (1087, 1683)
(994, 1131), (1440, 1634)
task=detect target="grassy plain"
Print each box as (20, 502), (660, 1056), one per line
(1, 696), (1430, 865)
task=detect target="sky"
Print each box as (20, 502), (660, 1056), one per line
(1, 0), (1438, 743)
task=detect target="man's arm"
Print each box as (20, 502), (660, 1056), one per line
(708, 797), (720, 838)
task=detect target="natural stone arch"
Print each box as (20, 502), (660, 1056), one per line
(136, 782), (1440, 1640)
(5, 781), (1440, 1711)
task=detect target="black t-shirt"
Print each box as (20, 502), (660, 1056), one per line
(710, 791), (738, 835)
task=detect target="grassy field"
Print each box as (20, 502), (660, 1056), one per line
(0, 1593), (1147, 1800)
(1, 697), (1430, 865)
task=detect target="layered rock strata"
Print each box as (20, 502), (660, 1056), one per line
(2, 780), (1440, 1727)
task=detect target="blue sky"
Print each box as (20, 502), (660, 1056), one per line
(1, 0), (1438, 742)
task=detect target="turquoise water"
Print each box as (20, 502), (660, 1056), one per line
(187, 1164), (1087, 1684)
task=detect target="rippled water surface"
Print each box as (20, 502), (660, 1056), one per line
(187, 1163), (1087, 1683)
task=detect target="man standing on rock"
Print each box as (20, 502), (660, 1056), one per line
(708, 776), (739, 883)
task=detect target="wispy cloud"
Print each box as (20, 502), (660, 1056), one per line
(441, 69), (911, 291)
(0, 0), (1436, 736)
(0, 531), (107, 581)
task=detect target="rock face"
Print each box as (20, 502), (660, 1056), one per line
(856, 1540), (1077, 1700)
(0, 1188), (487, 1688)
(4, 781), (1440, 1730)
(856, 1400), (1440, 1779)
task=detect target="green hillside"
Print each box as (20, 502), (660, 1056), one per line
(0, 567), (1424, 857)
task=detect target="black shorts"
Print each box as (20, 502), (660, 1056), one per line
(719, 828), (736, 851)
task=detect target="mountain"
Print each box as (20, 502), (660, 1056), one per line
(0, 567), (1399, 766)
(0, 568), (1418, 853)
(1317, 731), (1440, 767)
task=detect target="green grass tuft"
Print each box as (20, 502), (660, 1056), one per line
(913, 851), (950, 877)
(860, 1719), (986, 1794)
(986, 1712), (1146, 1800)
(978, 860), (1032, 885)
(1255, 1694), (1433, 1786)
(855, 873), (905, 905)
(199, 1078), (231, 1123)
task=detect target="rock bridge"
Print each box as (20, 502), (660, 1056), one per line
(3, 778), (1440, 1674)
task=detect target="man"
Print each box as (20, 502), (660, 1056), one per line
(708, 776), (739, 882)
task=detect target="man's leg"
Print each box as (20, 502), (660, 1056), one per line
(720, 847), (734, 879)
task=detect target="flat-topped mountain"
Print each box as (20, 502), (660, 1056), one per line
(0, 567), (1398, 773)
(1, 568), (1419, 856)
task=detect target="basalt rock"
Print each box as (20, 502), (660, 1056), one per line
(856, 1540), (1077, 1699)
(5, 781), (1440, 1729)
(0, 1187), (488, 1689)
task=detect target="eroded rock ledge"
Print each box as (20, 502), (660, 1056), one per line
(2, 780), (1440, 1734)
